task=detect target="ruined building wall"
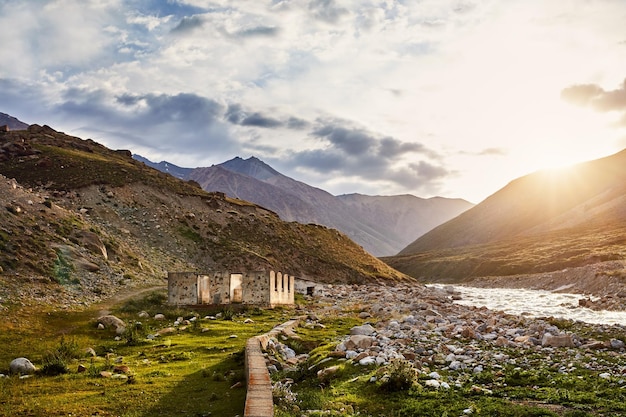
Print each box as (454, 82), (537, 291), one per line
(269, 271), (295, 306)
(168, 272), (199, 305)
(167, 270), (294, 307)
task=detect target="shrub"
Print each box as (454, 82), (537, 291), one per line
(123, 321), (146, 346)
(221, 307), (235, 321)
(377, 359), (418, 392)
(41, 337), (81, 376)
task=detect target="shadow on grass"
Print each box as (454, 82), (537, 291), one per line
(138, 351), (248, 417)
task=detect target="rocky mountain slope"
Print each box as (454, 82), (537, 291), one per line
(385, 149), (626, 283)
(0, 124), (410, 308)
(0, 112), (29, 130)
(187, 156), (473, 256)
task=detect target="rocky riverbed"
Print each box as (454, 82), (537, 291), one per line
(267, 283), (626, 415)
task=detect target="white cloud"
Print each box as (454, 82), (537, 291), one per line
(1, 0), (625, 202)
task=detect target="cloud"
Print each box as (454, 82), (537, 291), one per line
(308, 0), (349, 24)
(312, 124), (376, 155)
(561, 79), (626, 112)
(171, 15), (206, 34)
(225, 104), (308, 129)
(289, 120), (449, 192)
(234, 26), (279, 38)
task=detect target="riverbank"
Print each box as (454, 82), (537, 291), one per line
(461, 261), (626, 311)
(270, 282), (626, 416)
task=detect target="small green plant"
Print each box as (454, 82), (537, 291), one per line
(52, 249), (76, 285)
(41, 337), (81, 376)
(123, 321), (146, 346)
(221, 307), (235, 321)
(377, 359), (418, 392)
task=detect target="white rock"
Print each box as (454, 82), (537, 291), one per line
(425, 379), (440, 389)
(359, 356), (376, 366)
(345, 350), (358, 359)
(599, 372), (611, 380)
(9, 358), (36, 375)
(154, 313), (166, 320)
(428, 371), (441, 380)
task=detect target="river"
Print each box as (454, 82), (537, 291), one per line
(429, 284), (626, 326)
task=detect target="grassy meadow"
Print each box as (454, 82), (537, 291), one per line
(0, 289), (294, 417)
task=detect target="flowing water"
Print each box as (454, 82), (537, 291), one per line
(429, 284), (626, 326)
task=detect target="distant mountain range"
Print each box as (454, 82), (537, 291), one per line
(133, 155), (193, 180)
(134, 155), (473, 256)
(384, 148), (626, 282)
(0, 112), (29, 130)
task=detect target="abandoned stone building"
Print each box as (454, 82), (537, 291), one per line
(167, 270), (295, 307)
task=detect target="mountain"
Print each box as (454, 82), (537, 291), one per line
(337, 193), (474, 253)
(0, 124), (410, 308)
(133, 154), (193, 179)
(384, 149), (626, 283)
(188, 156), (473, 256)
(0, 112), (29, 130)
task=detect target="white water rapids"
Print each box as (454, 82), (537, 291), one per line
(429, 284), (626, 326)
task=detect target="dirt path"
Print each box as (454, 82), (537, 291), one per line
(96, 284), (167, 317)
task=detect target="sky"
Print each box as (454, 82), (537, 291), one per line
(1, 0), (626, 204)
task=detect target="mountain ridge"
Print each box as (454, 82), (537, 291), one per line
(147, 155), (474, 256)
(0, 112), (29, 130)
(385, 148), (626, 283)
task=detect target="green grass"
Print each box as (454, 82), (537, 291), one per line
(0, 289), (293, 417)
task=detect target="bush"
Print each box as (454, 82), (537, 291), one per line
(221, 307), (235, 321)
(122, 321), (146, 346)
(377, 359), (418, 392)
(41, 337), (81, 376)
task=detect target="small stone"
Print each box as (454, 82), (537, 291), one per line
(100, 371), (112, 378)
(154, 313), (166, 321)
(77, 364), (87, 373)
(599, 373), (611, 380)
(358, 356), (376, 366)
(244, 318), (254, 324)
(114, 365), (130, 374)
(317, 366), (339, 380)
(228, 334), (238, 339)
(425, 379), (440, 389)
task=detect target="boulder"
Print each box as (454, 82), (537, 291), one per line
(350, 324), (376, 336)
(96, 315), (127, 335)
(344, 335), (374, 350)
(9, 357), (36, 375)
(541, 334), (575, 348)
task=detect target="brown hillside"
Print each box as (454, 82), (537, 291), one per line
(0, 125), (410, 308)
(386, 149), (626, 282)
